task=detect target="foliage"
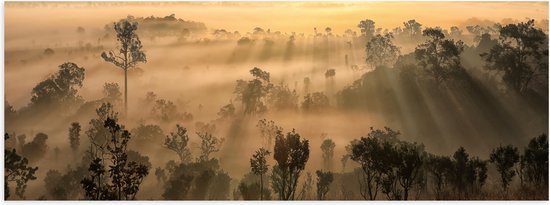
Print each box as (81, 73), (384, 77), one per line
(489, 144), (520, 190)
(234, 67), (273, 114)
(366, 33), (400, 68)
(415, 28), (466, 85)
(21, 133), (49, 163)
(320, 138), (336, 170)
(271, 129), (310, 200)
(481, 19), (548, 94)
(30, 62), (85, 108)
(315, 170), (334, 200)
(250, 148), (271, 200)
(5, 133), (38, 200)
(164, 124), (192, 163)
(257, 119), (282, 149)
(69, 122), (81, 152)
(197, 132), (224, 162)
(301, 92), (329, 112)
(523, 134), (549, 188)
(81, 117), (149, 200)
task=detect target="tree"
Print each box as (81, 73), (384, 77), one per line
(320, 138), (336, 171)
(349, 127), (401, 200)
(257, 119), (282, 150)
(130, 124), (164, 148)
(451, 147), (469, 198)
(101, 19), (147, 115)
(164, 124), (192, 163)
(489, 144), (520, 191)
(69, 122), (81, 152)
(250, 148), (271, 200)
(523, 134), (549, 188)
(396, 142), (425, 200)
(415, 28), (465, 85)
(357, 19), (376, 41)
(30, 62), (85, 108)
(21, 133), (48, 163)
(81, 117), (149, 200)
(234, 67), (273, 115)
(426, 154), (453, 199)
(197, 132), (224, 162)
(5, 133), (38, 199)
(481, 19), (548, 94)
(403, 19), (423, 37)
(315, 170), (334, 200)
(103, 82), (122, 103)
(366, 33), (400, 68)
(271, 129), (310, 200)
(301, 92), (329, 112)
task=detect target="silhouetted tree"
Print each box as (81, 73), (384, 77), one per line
(250, 148), (271, 200)
(103, 82), (122, 103)
(81, 117), (149, 200)
(164, 124), (192, 163)
(101, 19), (147, 115)
(489, 144), (520, 191)
(358, 19), (376, 41)
(30, 62), (85, 108)
(271, 129), (310, 200)
(316, 170), (334, 200)
(523, 134), (549, 188)
(197, 132), (224, 162)
(21, 133), (48, 163)
(152, 99), (191, 122)
(130, 124), (164, 148)
(481, 19), (548, 94)
(321, 138), (336, 170)
(301, 92), (329, 112)
(235, 67), (273, 114)
(451, 147), (469, 198)
(268, 83), (299, 111)
(366, 33), (400, 68)
(403, 19), (423, 37)
(5, 133), (38, 200)
(69, 122), (81, 152)
(396, 141), (425, 200)
(426, 154), (453, 199)
(257, 119), (282, 150)
(415, 28), (465, 85)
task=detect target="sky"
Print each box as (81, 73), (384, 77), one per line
(5, 2), (549, 40)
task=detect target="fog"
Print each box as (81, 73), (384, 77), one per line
(4, 2), (548, 200)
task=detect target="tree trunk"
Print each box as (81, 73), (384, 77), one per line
(260, 174), (263, 200)
(124, 68), (128, 118)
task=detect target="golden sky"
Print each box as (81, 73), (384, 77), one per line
(5, 2), (548, 38)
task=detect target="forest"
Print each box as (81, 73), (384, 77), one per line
(4, 2), (549, 200)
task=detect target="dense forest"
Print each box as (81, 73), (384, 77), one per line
(4, 5), (549, 200)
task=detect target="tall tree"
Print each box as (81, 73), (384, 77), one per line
(320, 138), (336, 171)
(366, 33), (400, 68)
(101, 19), (147, 116)
(357, 19), (376, 41)
(235, 67), (273, 115)
(164, 124), (192, 163)
(415, 28), (465, 85)
(481, 19), (548, 94)
(396, 142), (425, 200)
(197, 132), (224, 162)
(5, 133), (38, 199)
(271, 129), (310, 200)
(403, 19), (423, 37)
(30, 62), (85, 108)
(315, 170), (334, 200)
(69, 122), (81, 152)
(81, 117), (149, 200)
(250, 148), (271, 200)
(489, 144), (520, 191)
(523, 134), (549, 188)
